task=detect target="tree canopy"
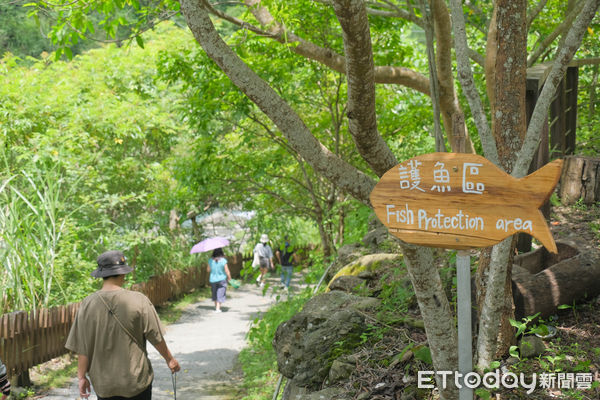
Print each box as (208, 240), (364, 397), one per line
(3, 1), (600, 398)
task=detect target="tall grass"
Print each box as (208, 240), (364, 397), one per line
(0, 168), (72, 313)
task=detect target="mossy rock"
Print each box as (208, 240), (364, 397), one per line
(326, 253), (402, 292)
(273, 291), (380, 389)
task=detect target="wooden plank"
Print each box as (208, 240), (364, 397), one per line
(40, 309), (48, 366)
(6, 314), (14, 374)
(551, 77), (567, 157)
(371, 153), (563, 253)
(16, 312), (23, 372)
(23, 311), (32, 370)
(565, 67), (578, 154)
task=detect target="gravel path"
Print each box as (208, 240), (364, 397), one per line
(38, 278), (282, 400)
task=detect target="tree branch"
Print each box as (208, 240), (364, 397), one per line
(366, 0), (423, 27)
(242, 0), (431, 95)
(527, 0), (586, 67)
(332, 0), (398, 177)
(180, 0), (376, 205)
(243, 113), (337, 205)
(449, 0), (499, 164)
(468, 48), (486, 67)
(201, 0), (277, 38)
(417, 0), (444, 152)
(515, 0), (600, 177)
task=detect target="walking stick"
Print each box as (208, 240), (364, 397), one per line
(171, 372), (177, 400)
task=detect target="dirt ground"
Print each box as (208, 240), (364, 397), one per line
(550, 203), (600, 252)
(337, 202), (600, 400)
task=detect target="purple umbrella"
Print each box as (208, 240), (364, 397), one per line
(190, 237), (230, 254)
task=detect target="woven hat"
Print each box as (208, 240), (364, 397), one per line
(91, 250), (133, 278)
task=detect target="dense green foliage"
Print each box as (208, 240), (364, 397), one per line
(154, 12), (436, 254)
(0, 24), (195, 312)
(1, 19), (406, 313)
(239, 287), (313, 399)
(0, 2), (598, 399)
(0, 1), (102, 61)
(2, 0), (598, 313)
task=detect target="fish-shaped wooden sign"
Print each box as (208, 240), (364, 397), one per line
(370, 153), (563, 253)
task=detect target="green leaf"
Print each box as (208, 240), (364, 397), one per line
(413, 345), (432, 365)
(136, 35), (145, 49)
(508, 318), (521, 328)
(530, 324), (549, 336)
(509, 345), (520, 359)
(475, 388), (492, 400)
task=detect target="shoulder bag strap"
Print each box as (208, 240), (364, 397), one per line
(95, 293), (147, 354)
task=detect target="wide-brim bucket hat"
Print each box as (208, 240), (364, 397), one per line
(260, 234), (269, 243)
(91, 250), (134, 278)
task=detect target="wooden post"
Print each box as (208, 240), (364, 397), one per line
(550, 76), (566, 157)
(565, 67), (578, 155)
(457, 250), (473, 400)
(559, 156), (600, 205)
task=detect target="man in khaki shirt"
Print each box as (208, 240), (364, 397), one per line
(66, 250), (180, 399)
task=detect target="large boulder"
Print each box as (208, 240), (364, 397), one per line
(361, 225), (390, 248)
(328, 275), (367, 293)
(273, 291), (380, 389)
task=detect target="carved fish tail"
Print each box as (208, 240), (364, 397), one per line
(528, 209), (558, 254)
(518, 159), (564, 207)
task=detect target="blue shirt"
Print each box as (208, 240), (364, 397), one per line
(209, 257), (228, 283)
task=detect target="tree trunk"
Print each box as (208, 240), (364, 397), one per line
(336, 205), (346, 247)
(512, 243), (600, 319)
(559, 156), (600, 205)
(432, 0), (475, 154)
(476, 0), (527, 368)
(401, 243), (458, 400)
(493, 0), (528, 171)
(475, 238), (512, 369)
(317, 215), (335, 258)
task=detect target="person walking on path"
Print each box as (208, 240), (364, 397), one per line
(207, 247), (232, 312)
(276, 236), (295, 290)
(254, 234), (274, 287)
(0, 358), (11, 400)
(65, 250), (180, 400)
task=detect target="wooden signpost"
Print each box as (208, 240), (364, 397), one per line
(370, 152), (563, 253)
(370, 152), (563, 400)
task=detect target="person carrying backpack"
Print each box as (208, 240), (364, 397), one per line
(254, 234), (274, 287)
(276, 236), (295, 290)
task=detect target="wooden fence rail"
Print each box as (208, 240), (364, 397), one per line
(0, 251), (255, 379)
(0, 246), (309, 379)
